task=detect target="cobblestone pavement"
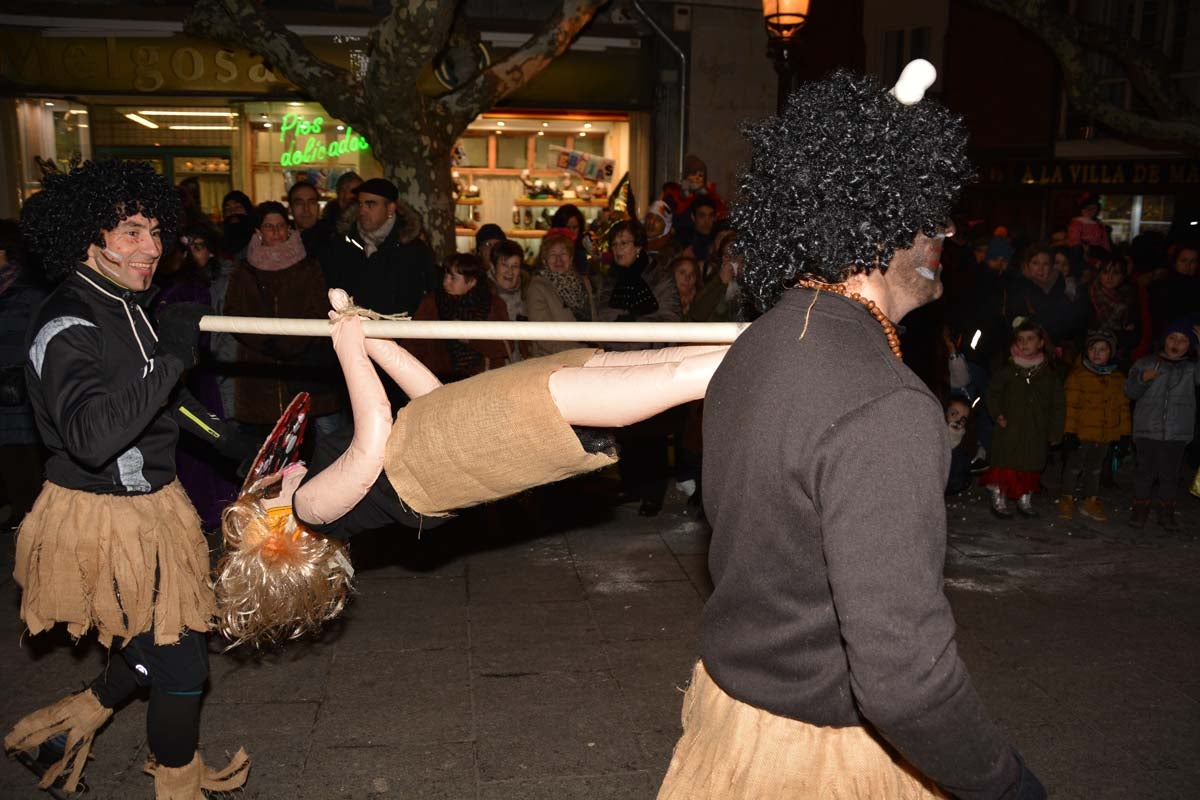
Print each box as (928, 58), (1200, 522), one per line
(1, 471), (1197, 799)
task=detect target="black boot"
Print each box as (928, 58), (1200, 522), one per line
(1128, 498), (1152, 529)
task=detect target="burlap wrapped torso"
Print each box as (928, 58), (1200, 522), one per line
(384, 348), (617, 516)
(14, 481), (215, 647)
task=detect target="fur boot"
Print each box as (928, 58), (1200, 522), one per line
(988, 486), (1012, 518)
(145, 748), (250, 799)
(1016, 493), (1038, 518)
(4, 689), (113, 792)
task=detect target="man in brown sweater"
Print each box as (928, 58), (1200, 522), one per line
(657, 66), (1046, 799)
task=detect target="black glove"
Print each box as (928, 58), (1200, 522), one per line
(214, 419), (261, 465)
(1061, 432), (1080, 451)
(156, 302), (211, 369)
(1116, 435), (1133, 459)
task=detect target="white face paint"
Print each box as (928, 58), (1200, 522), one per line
(916, 232), (946, 281)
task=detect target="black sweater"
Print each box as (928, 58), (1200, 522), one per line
(26, 269), (223, 495)
(700, 288), (1025, 800)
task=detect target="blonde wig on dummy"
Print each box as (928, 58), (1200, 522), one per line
(216, 478), (353, 648)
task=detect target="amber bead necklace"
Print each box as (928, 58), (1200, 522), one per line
(794, 278), (903, 359)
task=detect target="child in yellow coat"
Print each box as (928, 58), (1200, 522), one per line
(1059, 330), (1131, 521)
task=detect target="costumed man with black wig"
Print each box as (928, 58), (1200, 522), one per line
(657, 63), (1045, 799)
(4, 160), (251, 798)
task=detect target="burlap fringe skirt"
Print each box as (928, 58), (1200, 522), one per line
(14, 481), (215, 647)
(658, 662), (947, 800)
(384, 348), (617, 516)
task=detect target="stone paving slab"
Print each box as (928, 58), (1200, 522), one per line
(0, 473), (1197, 798)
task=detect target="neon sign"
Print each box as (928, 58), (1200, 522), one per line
(278, 113), (369, 167)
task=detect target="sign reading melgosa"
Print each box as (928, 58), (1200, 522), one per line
(279, 113), (369, 167)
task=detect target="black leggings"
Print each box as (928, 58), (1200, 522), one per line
(1133, 438), (1188, 501)
(91, 629), (209, 768)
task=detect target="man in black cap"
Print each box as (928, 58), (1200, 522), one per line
(475, 223), (505, 267)
(319, 177), (437, 320)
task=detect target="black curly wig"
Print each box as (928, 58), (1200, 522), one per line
(733, 70), (972, 311)
(20, 159), (181, 283)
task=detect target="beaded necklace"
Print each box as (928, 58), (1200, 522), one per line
(795, 278), (903, 359)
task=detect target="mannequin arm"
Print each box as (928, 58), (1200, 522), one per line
(293, 314), (392, 524)
(550, 346), (728, 427)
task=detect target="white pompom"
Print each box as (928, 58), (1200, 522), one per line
(890, 59), (937, 105)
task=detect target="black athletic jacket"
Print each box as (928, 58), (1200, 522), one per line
(26, 268), (225, 495)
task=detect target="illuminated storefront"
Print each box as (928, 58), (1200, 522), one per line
(1, 20), (652, 230)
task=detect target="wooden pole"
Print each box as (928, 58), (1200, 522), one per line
(200, 316), (750, 344)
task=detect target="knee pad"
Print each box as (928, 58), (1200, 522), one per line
(120, 629), (210, 694)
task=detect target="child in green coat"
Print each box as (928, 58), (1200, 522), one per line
(981, 319), (1065, 517)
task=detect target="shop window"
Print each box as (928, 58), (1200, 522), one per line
(571, 135), (605, 157)
(456, 136), (488, 168)
(535, 135), (569, 168)
(244, 100), (374, 204)
(496, 134), (527, 169)
(1098, 193), (1175, 243)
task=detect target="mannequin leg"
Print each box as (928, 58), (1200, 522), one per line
(549, 347), (728, 428)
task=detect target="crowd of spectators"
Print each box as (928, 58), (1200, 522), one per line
(1, 167), (1197, 532)
(932, 196), (1199, 529)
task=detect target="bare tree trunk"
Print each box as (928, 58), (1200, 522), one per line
(377, 140), (457, 258)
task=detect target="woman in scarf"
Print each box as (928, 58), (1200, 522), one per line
(155, 227), (237, 529)
(1005, 242), (1088, 365)
(1087, 252), (1141, 370)
(223, 202), (342, 440)
(525, 229), (597, 357)
(593, 220), (683, 516)
(410, 252), (510, 382)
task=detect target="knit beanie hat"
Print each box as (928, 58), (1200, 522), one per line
(986, 236), (1014, 261)
(1165, 318), (1198, 351)
(475, 223), (505, 249)
(682, 153), (707, 180)
(1085, 329), (1117, 352)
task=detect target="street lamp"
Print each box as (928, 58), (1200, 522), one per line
(762, 0), (810, 113)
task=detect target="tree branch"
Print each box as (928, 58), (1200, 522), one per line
(368, 0), (459, 97)
(962, 0), (1200, 149)
(184, 0), (365, 121)
(441, 0), (609, 124)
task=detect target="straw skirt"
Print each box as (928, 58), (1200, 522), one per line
(658, 661), (946, 800)
(14, 481), (215, 647)
(384, 348), (617, 516)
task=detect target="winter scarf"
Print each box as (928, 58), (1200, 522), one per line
(1025, 267), (1059, 295)
(609, 252), (658, 316)
(247, 232), (306, 272)
(1010, 346), (1047, 380)
(1083, 357), (1117, 376)
(536, 268), (591, 322)
(435, 283), (494, 376)
(360, 216), (396, 257)
(1089, 279), (1129, 330)
(492, 280), (526, 321)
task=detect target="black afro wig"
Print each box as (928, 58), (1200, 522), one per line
(21, 159), (181, 283)
(733, 69), (973, 312)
